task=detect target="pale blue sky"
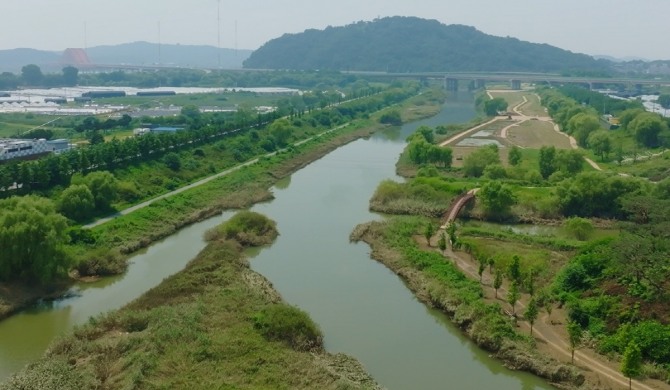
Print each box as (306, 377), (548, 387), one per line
(2, 0), (668, 59)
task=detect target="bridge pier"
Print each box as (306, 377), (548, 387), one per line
(444, 77), (459, 91)
(476, 79), (486, 89)
(510, 80), (522, 90)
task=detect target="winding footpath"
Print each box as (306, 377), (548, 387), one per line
(437, 244), (658, 390)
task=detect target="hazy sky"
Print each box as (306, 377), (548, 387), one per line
(3, 0), (669, 60)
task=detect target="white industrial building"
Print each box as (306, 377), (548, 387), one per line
(0, 138), (71, 161)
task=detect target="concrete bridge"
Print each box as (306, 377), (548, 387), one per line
(345, 71), (670, 91)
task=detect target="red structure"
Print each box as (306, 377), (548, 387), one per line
(61, 48), (92, 68)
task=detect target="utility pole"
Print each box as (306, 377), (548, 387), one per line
(217, 0), (221, 68)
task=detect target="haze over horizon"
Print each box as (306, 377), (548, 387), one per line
(3, 0), (669, 61)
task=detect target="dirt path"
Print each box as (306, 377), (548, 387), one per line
(490, 90), (606, 172)
(438, 117), (502, 147)
(84, 124), (349, 229)
(430, 236), (663, 390)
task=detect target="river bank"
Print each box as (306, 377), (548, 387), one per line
(2, 215), (382, 389)
(0, 123), (382, 321)
(0, 90), (444, 381)
(350, 219), (586, 389)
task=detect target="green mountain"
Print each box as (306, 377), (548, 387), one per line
(244, 17), (607, 73)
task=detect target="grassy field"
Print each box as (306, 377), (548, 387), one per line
(0, 114), (72, 139)
(507, 120), (573, 149)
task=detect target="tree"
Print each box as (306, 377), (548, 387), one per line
(21, 64), (43, 86)
(181, 104), (202, 125)
(0, 196), (70, 284)
(567, 321), (583, 363)
(631, 112), (668, 148)
(62, 66), (79, 86)
(446, 222), (457, 249)
(525, 297), (539, 336)
(423, 222), (434, 247)
(587, 130), (613, 161)
(270, 118), (293, 147)
(164, 152), (181, 171)
(73, 171), (118, 211)
(564, 217), (594, 241)
(508, 255), (522, 283)
(463, 144), (500, 177)
(657, 94), (670, 114)
(556, 149), (584, 175)
(484, 97), (508, 116)
(438, 231), (447, 254)
(508, 146), (522, 166)
(507, 281), (520, 315)
(478, 258), (486, 283)
(621, 341), (642, 390)
(478, 181), (517, 219)
(58, 184), (95, 222)
(538, 146), (556, 179)
(493, 269), (503, 298)
(567, 113), (601, 147)
(483, 163), (507, 180)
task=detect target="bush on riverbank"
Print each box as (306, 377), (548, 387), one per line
(253, 304), (323, 352)
(369, 177), (470, 217)
(206, 210), (278, 246)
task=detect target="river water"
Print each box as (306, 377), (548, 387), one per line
(0, 93), (551, 389)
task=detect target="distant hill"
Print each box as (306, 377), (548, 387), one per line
(86, 42), (251, 69)
(0, 48), (60, 73)
(244, 17), (608, 73)
(0, 42), (252, 73)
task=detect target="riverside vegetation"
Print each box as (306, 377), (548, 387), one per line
(1, 211), (381, 389)
(1, 84), (446, 385)
(0, 82), (434, 319)
(355, 86), (670, 388)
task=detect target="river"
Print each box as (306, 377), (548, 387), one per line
(0, 93), (551, 389)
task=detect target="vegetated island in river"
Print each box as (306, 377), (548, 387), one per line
(1, 86), (445, 386)
(2, 211), (381, 389)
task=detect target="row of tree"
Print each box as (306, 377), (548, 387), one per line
(0, 65), (79, 89)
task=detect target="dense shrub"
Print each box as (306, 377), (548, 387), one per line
(206, 210), (278, 246)
(253, 304), (323, 351)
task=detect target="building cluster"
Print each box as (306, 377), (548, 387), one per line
(0, 138), (70, 162)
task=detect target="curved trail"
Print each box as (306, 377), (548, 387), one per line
(430, 238), (658, 390)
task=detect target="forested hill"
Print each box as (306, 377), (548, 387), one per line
(244, 17), (608, 73)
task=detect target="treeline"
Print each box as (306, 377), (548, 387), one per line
(1, 65), (374, 91)
(78, 68), (369, 90)
(0, 84), (404, 197)
(539, 87), (670, 160)
(0, 65), (78, 89)
(0, 84), (419, 286)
